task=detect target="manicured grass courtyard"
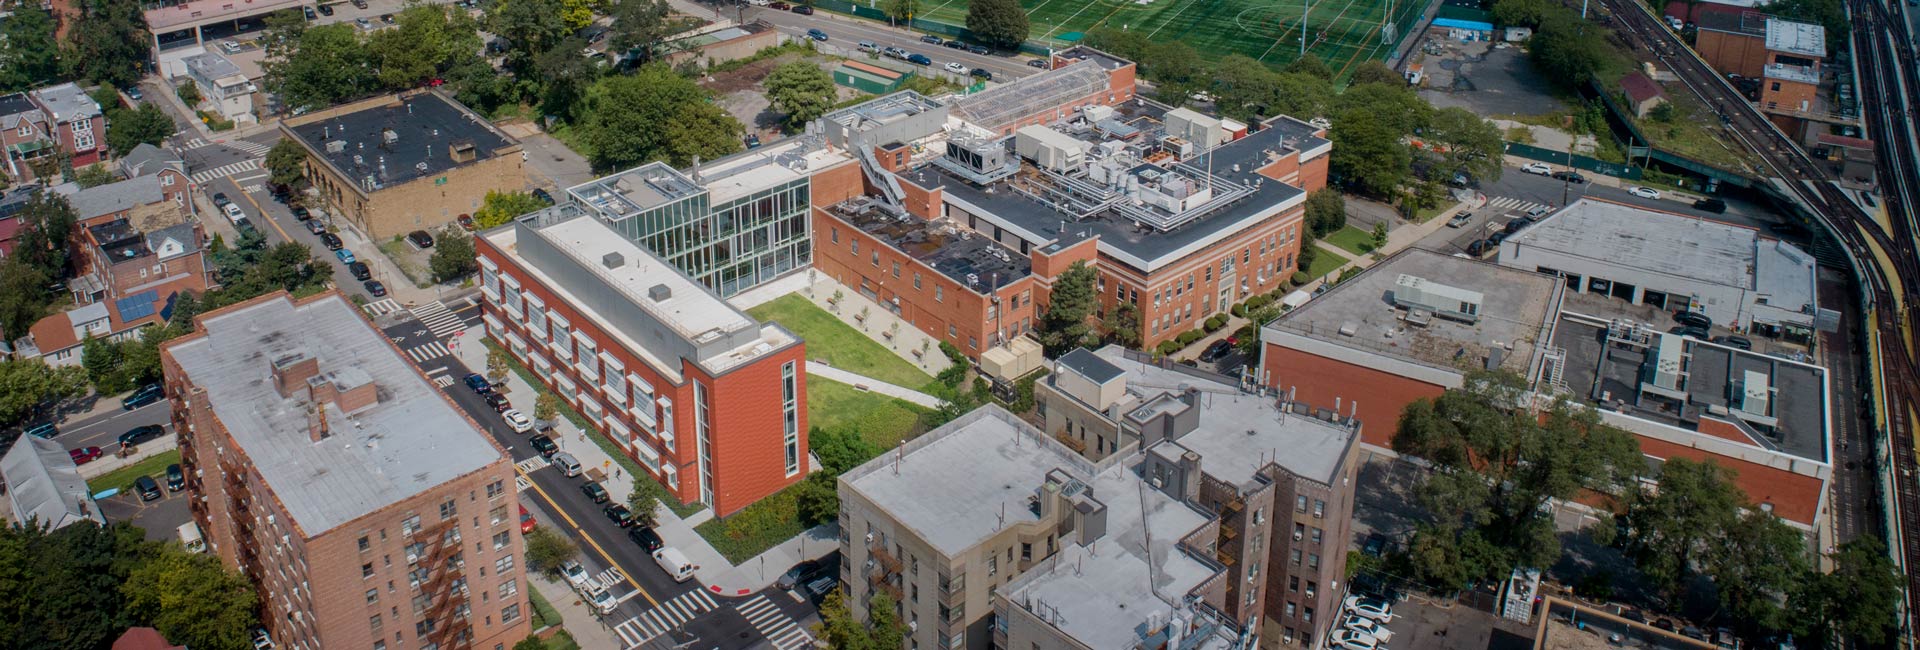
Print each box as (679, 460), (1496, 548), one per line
(87, 448), (181, 494)
(1323, 225), (1379, 256)
(1305, 245), (1351, 280)
(807, 376), (931, 450)
(747, 294), (936, 391)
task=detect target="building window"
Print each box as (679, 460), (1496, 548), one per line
(1296, 495), (1307, 512)
(501, 604), (521, 624)
(369, 614), (382, 631)
(935, 286), (943, 302)
(1314, 500), (1325, 518)
(360, 535), (372, 551)
(499, 579), (518, 599)
(947, 324), (956, 337)
(495, 555), (515, 575)
(851, 240), (859, 255)
(493, 531), (510, 550)
(439, 500), (457, 520)
(782, 361), (800, 476)
(831, 227), (839, 243)
(892, 261), (902, 278)
(871, 251), (879, 267)
(914, 273), (922, 289)
(363, 563), (375, 578)
(367, 588), (379, 603)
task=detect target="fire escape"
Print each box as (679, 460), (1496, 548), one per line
(866, 539), (905, 602)
(415, 517), (473, 650)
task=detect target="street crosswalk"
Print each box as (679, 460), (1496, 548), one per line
(611, 589), (718, 648)
(223, 139), (273, 156)
(1485, 196), (1552, 214)
(735, 593), (813, 650)
(515, 456), (550, 473)
(190, 159), (261, 183)
(405, 340), (451, 363)
(179, 137), (212, 150)
(410, 301), (466, 339)
(362, 298), (404, 316)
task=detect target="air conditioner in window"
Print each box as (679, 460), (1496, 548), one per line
(1149, 476), (1164, 488)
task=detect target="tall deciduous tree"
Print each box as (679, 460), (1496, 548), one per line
(1347, 61), (1404, 87)
(880, 0), (919, 25)
(13, 193), (77, 280)
(536, 36), (602, 122)
(1101, 301), (1141, 348)
(1304, 188), (1347, 237)
(266, 139), (309, 190)
(0, 522), (154, 649)
(1705, 508), (1808, 633)
(522, 526), (579, 574)
(122, 547), (259, 650)
(1282, 55), (1333, 80)
(1393, 370), (1642, 588)
(1530, 13), (1611, 87)
(1426, 107), (1505, 183)
(0, 5), (62, 92)
(609, 0), (694, 61)
(965, 0), (1028, 50)
(1329, 108), (1411, 197)
(0, 259), (50, 341)
(61, 0), (150, 88)
(1038, 261), (1098, 355)
(1792, 537), (1901, 646)
(579, 65), (741, 171)
(105, 103), (177, 154)
(263, 24), (376, 111)
(816, 590), (907, 650)
(429, 227), (478, 283)
(488, 0), (573, 74)
(765, 61), (835, 129)
(0, 357), (89, 426)
(1619, 457), (1743, 599)
(368, 4), (486, 90)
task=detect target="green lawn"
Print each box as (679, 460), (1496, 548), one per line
(87, 448), (181, 494)
(695, 481), (808, 564)
(747, 294), (936, 391)
(528, 586), (563, 629)
(1323, 226), (1379, 256)
(1305, 245), (1351, 280)
(808, 376), (931, 450)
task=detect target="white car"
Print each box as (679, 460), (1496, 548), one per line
(502, 409), (533, 433)
(222, 203), (246, 223)
(559, 559), (593, 592)
(220, 40), (242, 54)
(1344, 595), (1394, 623)
(944, 62), (967, 74)
(1628, 185), (1662, 199)
(1521, 162), (1553, 175)
(582, 584), (618, 615)
(1329, 628), (1385, 650)
(1339, 614), (1394, 642)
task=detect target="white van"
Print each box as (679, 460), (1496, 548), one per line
(178, 522), (206, 553)
(653, 547), (699, 583)
(552, 452), (582, 477)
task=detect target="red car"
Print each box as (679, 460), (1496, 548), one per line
(68, 446), (104, 465)
(519, 504), (536, 533)
(768, 1), (790, 8)
(457, 213), (475, 231)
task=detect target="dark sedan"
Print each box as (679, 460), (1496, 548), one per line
(319, 232), (343, 250)
(603, 503), (635, 527)
(627, 526), (663, 552)
(118, 424), (166, 447)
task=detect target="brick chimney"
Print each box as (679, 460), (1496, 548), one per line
(306, 405), (330, 442)
(271, 351), (320, 398)
(330, 368), (378, 413)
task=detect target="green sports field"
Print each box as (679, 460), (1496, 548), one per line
(911, 0), (1434, 77)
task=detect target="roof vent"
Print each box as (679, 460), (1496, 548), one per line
(648, 284), (672, 302)
(325, 140), (346, 154)
(382, 128), (399, 144)
(602, 252), (624, 269)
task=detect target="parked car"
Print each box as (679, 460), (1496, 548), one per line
(791, 4), (813, 13)
(363, 280), (387, 297)
(484, 392), (511, 412)
(970, 68), (992, 80)
(907, 53), (932, 66)
(943, 61), (967, 74)
(628, 526), (664, 552)
(25, 422), (57, 439)
(1627, 185), (1662, 199)
(968, 45), (990, 55)
(69, 446), (104, 465)
(1329, 628), (1384, 650)
(354, 17), (372, 29)
(580, 482), (610, 503)
(519, 504), (536, 532)
(857, 41), (878, 53)
(1712, 334), (1753, 350)
(1199, 340), (1234, 363)
(768, 1), (790, 8)
(306, 220), (328, 235)
(351, 0), (367, 8)
(1343, 596), (1394, 623)
(347, 261), (371, 281)
(743, 133), (762, 149)
(777, 552), (840, 590)
(1027, 58), (1049, 68)
(319, 232), (343, 250)
(119, 424), (166, 447)
(1338, 614), (1393, 642)
(944, 40), (965, 49)
(559, 559), (593, 592)
(126, 86), (143, 101)
(1693, 197), (1727, 213)
(806, 28), (827, 41)
(292, 206), (311, 220)
(303, 5), (316, 19)
(1521, 162), (1553, 175)
(220, 40), (242, 54)
(317, 3), (333, 15)
(1670, 324), (1711, 340)
(123, 384), (164, 410)
(882, 46), (908, 59)
(603, 503), (635, 527)
(465, 373), (493, 393)
(1465, 239), (1492, 256)
(457, 213), (475, 230)
(166, 463), (185, 491)
(211, 192), (232, 208)
(407, 230), (434, 249)
(334, 249), (357, 264)
(1447, 212), (1472, 228)
(502, 409), (534, 433)
(135, 476), (163, 501)
(379, 13), (395, 23)
(528, 434), (558, 457)
(1673, 310), (1713, 329)
(531, 188), (554, 204)
(583, 584), (618, 615)
(920, 35), (943, 45)
(1503, 216), (1534, 234)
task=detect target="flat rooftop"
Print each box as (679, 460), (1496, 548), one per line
(289, 93), (516, 192)
(1093, 346), (1355, 485)
(88, 219), (150, 262)
(695, 136), (850, 204)
(1268, 248), (1564, 377)
(570, 161), (702, 217)
(951, 59), (1110, 134)
(1509, 199), (1813, 298)
(1551, 312), (1828, 463)
(1765, 17), (1827, 58)
(827, 196), (1031, 293)
(166, 293), (504, 536)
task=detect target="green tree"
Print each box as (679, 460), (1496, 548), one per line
(1348, 61), (1403, 87)
(1304, 188), (1346, 237)
(627, 478), (663, 528)
(263, 24), (376, 111)
(486, 347), (512, 385)
(810, 426), (880, 475)
(81, 334), (129, 393)
(105, 103), (177, 154)
(579, 66), (741, 171)
(487, 0), (572, 74)
(368, 4), (486, 90)
(1393, 370), (1642, 588)
(266, 139), (308, 190)
(793, 472), (839, 526)
(1620, 457), (1743, 600)
(880, 0), (920, 25)
(474, 190), (550, 228)
(61, 0), (150, 88)
(816, 590), (907, 650)
(534, 36), (601, 122)
(608, 0), (695, 62)
(1791, 537), (1901, 646)
(0, 357), (89, 427)
(1144, 41), (1206, 102)
(72, 164), (117, 189)
(1530, 13), (1612, 87)
(1329, 108), (1412, 197)
(534, 391), (561, 423)
(429, 227), (478, 283)
(765, 61), (835, 129)
(1333, 83), (1431, 135)
(10, 192), (77, 279)
(1101, 300), (1141, 348)
(1082, 27), (1152, 63)
(1037, 261), (1097, 355)
(1426, 106), (1505, 182)
(522, 526), (579, 574)
(174, 81), (202, 107)
(0, 5), (62, 92)
(1283, 55), (1333, 80)
(1491, 0), (1556, 28)
(122, 546), (259, 650)
(965, 0), (1029, 50)
(0, 259), (51, 341)
(0, 521), (156, 649)
(1705, 509), (1808, 634)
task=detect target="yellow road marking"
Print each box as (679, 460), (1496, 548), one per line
(516, 465), (661, 609)
(231, 174), (295, 244)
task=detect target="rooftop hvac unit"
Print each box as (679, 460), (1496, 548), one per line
(1390, 274), (1484, 323)
(1739, 369), (1772, 416)
(1014, 125), (1087, 173)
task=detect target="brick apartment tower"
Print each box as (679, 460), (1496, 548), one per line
(164, 292), (529, 650)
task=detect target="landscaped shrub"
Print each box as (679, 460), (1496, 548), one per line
(1291, 271), (1310, 285)
(1203, 314), (1229, 332)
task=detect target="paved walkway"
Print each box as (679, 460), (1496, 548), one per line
(79, 438), (179, 481)
(450, 325), (840, 597)
(806, 362), (942, 408)
(529, 571), (623, 649)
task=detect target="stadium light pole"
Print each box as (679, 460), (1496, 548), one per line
(1300, 0), (1309, 55)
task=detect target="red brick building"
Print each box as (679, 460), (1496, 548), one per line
(0, 83), (106, 183)
(478, 208), (808, 517)
(163, 292), (530, 650)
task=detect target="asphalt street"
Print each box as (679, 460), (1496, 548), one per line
(379, 311), (820, 650)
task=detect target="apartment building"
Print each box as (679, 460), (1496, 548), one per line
(838, 345), (1360, 650)
(0, 83), (106, 183)
(282, 91), (527, 240)
(476, 206), (809, 516)
(162, 292), (529, 650)
(1259, 247), (1834, 532)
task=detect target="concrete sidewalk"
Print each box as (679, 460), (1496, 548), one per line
(79, 439), (179, 481)
(451, 325), (839, 597)
(807, 362), (942, 408)
(529, 571), (623, 649)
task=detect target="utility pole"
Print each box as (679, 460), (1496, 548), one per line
(1301, 0), (1309, 56)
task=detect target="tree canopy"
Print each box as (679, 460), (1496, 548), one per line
(1304, 188), (1347, 237)
(430, 227), (478, 283)
(817, 590), (906, 650)
(578, 65), (741, 171)
(1329, 108), (1411, 197)
(609, 0), (696, 62)
(965, 0), (1029, 50)
(0, 5), (62, 92)
(474, 190), (551, 229)
(1038, 261), (1098, 355)
(765, 61), (836, 130)
(105, 103), (177, 154)
(0, 358), (89, 428)
(123, 546), (260, 650)
(61, 0), (150, 88)
(266, 139), (309, 190)
(263, 24), (377, 111)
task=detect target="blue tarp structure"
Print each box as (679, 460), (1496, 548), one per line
(1433, 18), (1495, 31)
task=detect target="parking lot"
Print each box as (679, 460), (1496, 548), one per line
(96, 476), (195, 544)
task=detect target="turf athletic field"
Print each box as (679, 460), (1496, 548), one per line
(913, 0), (1435, 79)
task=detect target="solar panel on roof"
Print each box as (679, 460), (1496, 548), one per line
(116, 291), (159, 322)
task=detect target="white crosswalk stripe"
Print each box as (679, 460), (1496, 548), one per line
(223, 139), (272, 156)
(405, 341), (450, 363)
(1486, 196), (1550, 214)
(735, 594), (813, 650)
(410, 301), (466, 339)
(514, 456), (550, 473)
(362, 298), (404, 316)
(514, 475), (532, 492)
(180, 137), (212, 150)
(190, 159), (261, 183)
(611, 589), (718, 648)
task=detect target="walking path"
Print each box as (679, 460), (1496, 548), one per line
(806, 362), (943, 408)
(450, 325), (840, 597)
